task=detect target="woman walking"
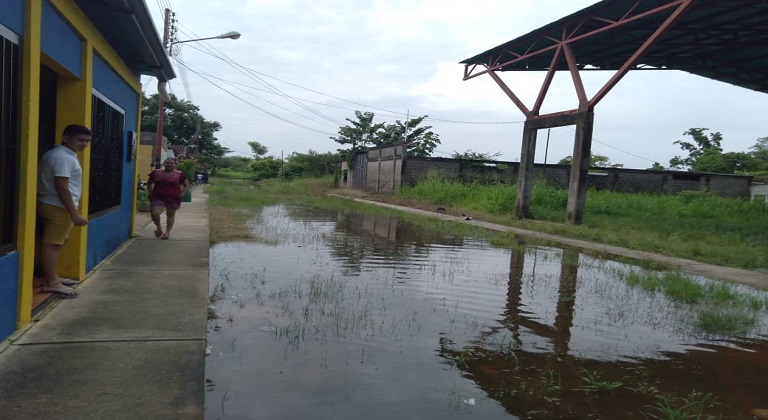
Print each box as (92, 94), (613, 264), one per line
(146, 158), (189, 239)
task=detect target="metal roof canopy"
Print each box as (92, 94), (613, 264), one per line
(458, 0), (768, 225)
(74, 0), (175, 82)
(462, 0), (768, 116)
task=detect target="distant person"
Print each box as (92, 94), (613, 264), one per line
(147, 158), (189, 239)
(202, 169), (209, 184)
(196, 173), (203, 185)
(36, 124), (92, 297)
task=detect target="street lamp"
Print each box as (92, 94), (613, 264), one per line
(171, 31), (241, 45)
(154, 9), (240, 169)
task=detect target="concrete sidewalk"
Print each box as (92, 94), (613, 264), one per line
(0, 186), (210, 420)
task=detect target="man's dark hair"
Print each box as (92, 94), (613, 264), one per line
(62, 124), (91, 137)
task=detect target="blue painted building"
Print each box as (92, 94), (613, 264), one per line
(0, 0), (174, 340)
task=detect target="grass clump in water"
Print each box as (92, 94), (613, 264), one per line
(620, 269), (767, 336)
(642, 391), (720, 420)
(696, 310), (755, 336)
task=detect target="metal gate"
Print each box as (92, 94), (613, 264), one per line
(351, 152), (367, 189)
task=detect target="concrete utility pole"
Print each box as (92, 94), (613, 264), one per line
(154, 8), (172, 169)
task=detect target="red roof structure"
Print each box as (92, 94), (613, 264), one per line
(459, 0), (768, 224)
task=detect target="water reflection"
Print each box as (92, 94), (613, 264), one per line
(207, 205), (768, 420)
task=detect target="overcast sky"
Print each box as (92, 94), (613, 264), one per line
(143, 0), (768, 169)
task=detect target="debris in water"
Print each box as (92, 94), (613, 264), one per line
(463, 398), (476, 406)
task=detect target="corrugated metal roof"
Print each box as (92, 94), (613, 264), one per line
(74, 0), (175, 82)
(461, 0), (768, 93)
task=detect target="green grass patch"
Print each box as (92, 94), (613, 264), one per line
(620, 269), (767, 336)
(395, 178), (768, 271)
(696, 310), (755, 336)
(642, 391), (720, 420)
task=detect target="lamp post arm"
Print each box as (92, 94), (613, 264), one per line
(170, 31), (241, 45)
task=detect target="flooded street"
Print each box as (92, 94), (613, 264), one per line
(205, 205), (768, 419)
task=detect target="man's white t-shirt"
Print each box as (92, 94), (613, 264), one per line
(37, 145), (83, 208)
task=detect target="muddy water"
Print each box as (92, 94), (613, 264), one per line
(205, 205), (768, 419)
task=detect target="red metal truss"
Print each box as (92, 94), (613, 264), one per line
(464, 0), (690, 78)
(461, 0), (768, 115)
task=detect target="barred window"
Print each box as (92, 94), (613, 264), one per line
(0, 28), (21, 255)
(88, 91), (125, 216)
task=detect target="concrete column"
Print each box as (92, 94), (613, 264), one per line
(566, 111), (594, 224)
(515, 122), (538, 219)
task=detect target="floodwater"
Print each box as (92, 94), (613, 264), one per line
(205, 205), (768, 419)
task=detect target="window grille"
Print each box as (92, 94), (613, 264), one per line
(88, 92), (125, 216)
(0, 29), (21, 255)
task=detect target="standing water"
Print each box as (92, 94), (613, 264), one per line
(205, 205), (768, 419)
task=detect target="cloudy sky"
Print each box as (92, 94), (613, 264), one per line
(143, 0), (768, 169)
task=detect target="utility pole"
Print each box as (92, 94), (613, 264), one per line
(154, 8), (172, 169)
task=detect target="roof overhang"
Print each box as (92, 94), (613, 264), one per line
(74, 0), (175, 82)
(461, 0), (768, 94)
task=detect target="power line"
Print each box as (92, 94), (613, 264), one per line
(173, 57), (338, 129)
(175, 25), (342, 127)
(175, 30), (526, 126)
(563, 126), (657, 164)
(176, 61), (336, 136)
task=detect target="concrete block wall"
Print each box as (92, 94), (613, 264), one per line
(709, 176), (752, 198)
(403, 158), (462, 185)
(612, 170), (664, 194)
(365, 144), (405, 194)
(400, 157), (752, 199)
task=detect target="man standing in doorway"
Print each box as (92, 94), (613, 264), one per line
(37, 124), (91, 297)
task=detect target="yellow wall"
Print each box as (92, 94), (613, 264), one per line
(16, 0), (43, 327)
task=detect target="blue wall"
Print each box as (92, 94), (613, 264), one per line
(0, 252), (19, 341)
(0, 0), (24, 36)
(41, 0), (82, 77)
(86, 54), (138, 271)
(0, 0), (23, 343)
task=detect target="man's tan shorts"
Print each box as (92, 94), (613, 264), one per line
(37, 202), (74, 245)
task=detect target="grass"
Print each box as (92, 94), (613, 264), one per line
(620, 269), (766, 336)
(642, 391), (720, 419)
(579, 369), (623, 394)
(394, 178), (768, 271)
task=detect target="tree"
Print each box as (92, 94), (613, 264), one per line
(141, 94), (228, 163)
(750, 137), (768, 166)
(669, 128), (722, 170)
(212, 156), (252, 173)
(452, 150), (502, 161)
(647, 162), (665, 171)
(250, 156), (281, 180)
(330, 111), (384, 161)
(248, 141), (269, 158)
(691, 149), (756, 174)
(331, 111), (442, 160)
(374, 115), (441, 158)
(284, 150), (341, 178)
(558, 152), (623, 168)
